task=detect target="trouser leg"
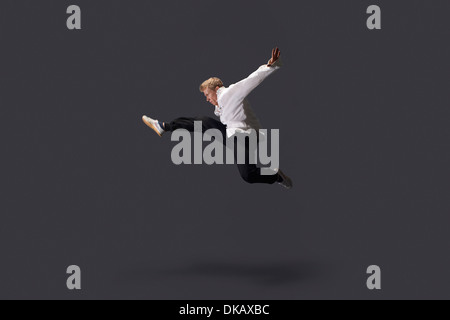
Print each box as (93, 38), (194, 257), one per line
(233, 135), (280, 185)
(166, 117), (280, 184)
(164, 116), (226, 138)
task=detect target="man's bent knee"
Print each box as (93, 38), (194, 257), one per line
(240, 172), (257, 184)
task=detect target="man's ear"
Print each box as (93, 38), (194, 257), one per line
(215, 86), (220, 92)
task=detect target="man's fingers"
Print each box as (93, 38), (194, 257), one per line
(269, 47), (281, 65)
(273, 47), (280, 59)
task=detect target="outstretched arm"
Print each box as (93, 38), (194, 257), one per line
(228, 47), (283, 101)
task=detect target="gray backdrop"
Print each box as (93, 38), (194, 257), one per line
(1, 0), (450, 299)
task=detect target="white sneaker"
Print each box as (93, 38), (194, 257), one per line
(277, 169), (293, 189)
(142, 115), (165, 137)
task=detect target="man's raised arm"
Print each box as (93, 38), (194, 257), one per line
(228, 47), (283, 101)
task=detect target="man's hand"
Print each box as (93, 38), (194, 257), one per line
(267, 47), (281, 67)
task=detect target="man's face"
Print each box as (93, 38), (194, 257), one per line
(203, 87), (219, 106)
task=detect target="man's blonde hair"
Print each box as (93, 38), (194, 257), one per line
(199, 77), (224, 92)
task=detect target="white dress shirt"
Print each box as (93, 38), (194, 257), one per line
(214, 58), (283, 138)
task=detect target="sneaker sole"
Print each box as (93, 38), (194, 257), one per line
(285, 178), (293, 189)
(278, 170), (293, 189)
(142, 116), (162, 137)
(278, 181), (293, 190)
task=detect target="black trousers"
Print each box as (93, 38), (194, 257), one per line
(165, 116), (279, 185)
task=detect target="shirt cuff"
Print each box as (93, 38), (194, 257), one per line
(267, 56), (283, 68)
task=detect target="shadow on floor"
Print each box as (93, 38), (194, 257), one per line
(121, 259), (323, 287)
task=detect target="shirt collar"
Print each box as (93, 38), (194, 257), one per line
(216, 86), (225, 99)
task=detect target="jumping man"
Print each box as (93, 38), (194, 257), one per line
(142, 47), (293, 189)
